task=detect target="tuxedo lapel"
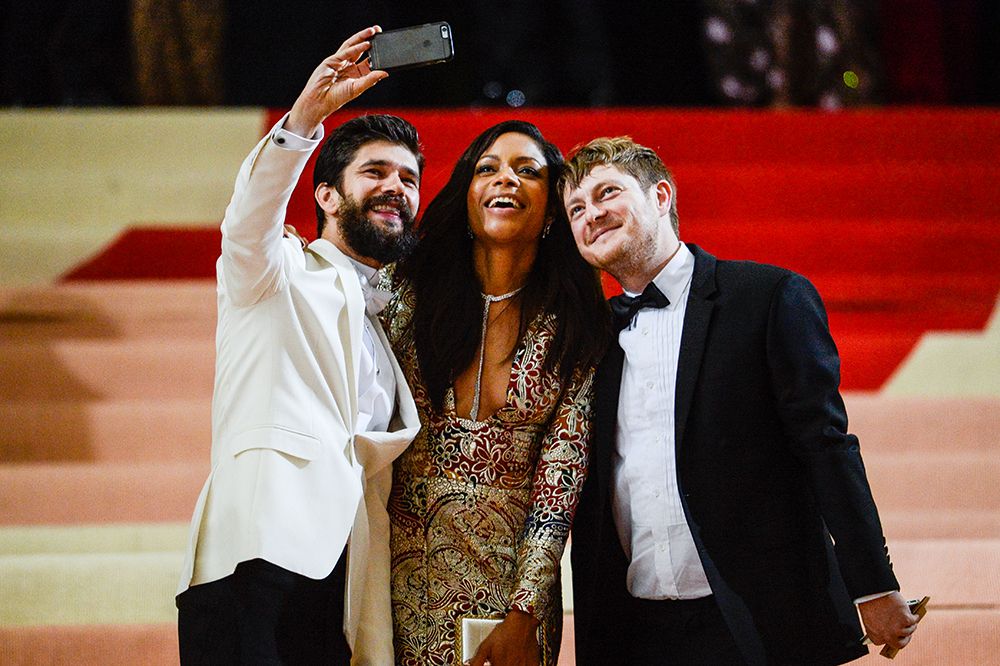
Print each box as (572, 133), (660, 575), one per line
(593, 337), (625, 499)
(675, 245), (717, 451)
(307, 239), (365, 440)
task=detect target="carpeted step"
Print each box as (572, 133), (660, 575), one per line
(266, 107), (1000, 171)
(1, 109), (263, 230)
(0, 523), (188, 556)
(0, 281), (216, 341)
(8, 453), (986, 523)
(879, 509), (1000, 540)
(821, 330), (924, 391)
(864, 452), (1000, 512)
(3, 450), (995, 525)
(674, 163), (1000, 222)
(0, 302), (949, 394)
(690, 218), (1000, 277)
(0, 463), (204, 524)
(5, 394), (992, 466)
(816, 274), (1000, 335)
(1, 399), (210, 463)
(0, 551), (183, 625)
(888, 539), (1000, 609)
(2, 608), (994, 666)
(844, 395), (999, 453)
(0, 535), (992, 663)
(0, 340), (214, 401)
(0, 623), (178, 666)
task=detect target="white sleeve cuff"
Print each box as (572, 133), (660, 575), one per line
(854, 590), (895, 605)
(271, 112), (324, 150)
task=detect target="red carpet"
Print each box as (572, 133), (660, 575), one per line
(62, 108), (1000, 390)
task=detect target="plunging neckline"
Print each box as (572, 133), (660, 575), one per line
(446, 314), (537, 427)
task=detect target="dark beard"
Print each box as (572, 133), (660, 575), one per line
(336, 192), (418, 265)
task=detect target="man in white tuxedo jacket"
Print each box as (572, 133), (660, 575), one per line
(176, 27), (420, 664)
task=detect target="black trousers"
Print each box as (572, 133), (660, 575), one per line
(623, 594), (746, 665)
(176, 551), (351, 665)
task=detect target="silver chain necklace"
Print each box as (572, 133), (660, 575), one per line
(469, 285), (524, 421)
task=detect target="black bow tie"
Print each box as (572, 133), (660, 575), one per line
(610, 282), (670, 330)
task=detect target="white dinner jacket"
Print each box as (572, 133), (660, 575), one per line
(176, 120), (419, 665)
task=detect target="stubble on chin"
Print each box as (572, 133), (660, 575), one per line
(596, 236), (656, 285)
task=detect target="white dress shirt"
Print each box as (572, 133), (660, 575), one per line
(612, 242), (713, 600)
(348, 259), (396, 434)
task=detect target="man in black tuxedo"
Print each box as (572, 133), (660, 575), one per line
(561, 137), (920, 665)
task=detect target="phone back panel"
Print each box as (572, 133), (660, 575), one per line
(369, 22), (454, 71)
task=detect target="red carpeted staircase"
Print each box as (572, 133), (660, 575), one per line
(65, 108), (1000, 390)
(3, 108), (998, 664)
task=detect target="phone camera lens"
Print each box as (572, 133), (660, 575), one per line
(440, 26), (449, 38)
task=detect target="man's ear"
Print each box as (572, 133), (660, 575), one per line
(653, 180), (673, 216)
(315, 182), (341, 219)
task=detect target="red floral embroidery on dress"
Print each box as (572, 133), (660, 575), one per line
(382, 278), (594, 666)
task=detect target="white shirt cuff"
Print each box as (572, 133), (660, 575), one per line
(271, 112), (324, 150)
(854, 590), (895, 605)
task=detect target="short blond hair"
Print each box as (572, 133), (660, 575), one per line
(560, 136), (679, 235)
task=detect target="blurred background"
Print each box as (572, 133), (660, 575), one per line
(1, 2), (999, 665)
(3, 0), (999, 109)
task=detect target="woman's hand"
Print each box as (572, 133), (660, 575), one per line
(467, 609), (541, 666)
(286, 25), (389, 138)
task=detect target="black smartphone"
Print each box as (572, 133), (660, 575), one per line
(369, 21), (454, 71)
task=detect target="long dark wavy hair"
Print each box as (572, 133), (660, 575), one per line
(396, 120), (610, 410)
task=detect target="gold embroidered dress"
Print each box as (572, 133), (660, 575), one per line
(382, 280), (593, 665)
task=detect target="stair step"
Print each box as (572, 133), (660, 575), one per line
(0, 399), (210, 463)
(675, 163), (1000, 222)
(864, 452), (1000, 511)
(888, 539), (1000, 608)
(818, 274), (999, 334)
(374, 107), (1000, 167)
(828, 331), (924, 391)
(0, 281), (216, 341)
(4, 395), (993, 466)
(0, 523), (188, 556)
(1, 608), (995, 666)
(0, 623), (179, 666)
(0, 551), (183, 625)
(2, 451), (995, 525)
(0, 340), (214, 401)
(844, 395), (1000, 453)
(690, 218), (1000, 276)
(0, 535), (992, 639)
(879, 509), (1000, 540)
(0, 462), (204, 524)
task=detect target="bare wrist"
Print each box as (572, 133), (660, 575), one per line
(506, 608), (540, 629)
(284, 109), (320, 140)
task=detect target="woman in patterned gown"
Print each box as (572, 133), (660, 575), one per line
(382, 120), (610, 665)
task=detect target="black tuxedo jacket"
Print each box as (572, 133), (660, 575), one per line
(571, 245), (898, 665)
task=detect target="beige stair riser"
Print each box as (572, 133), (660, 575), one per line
(0, 551), (183, 625)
